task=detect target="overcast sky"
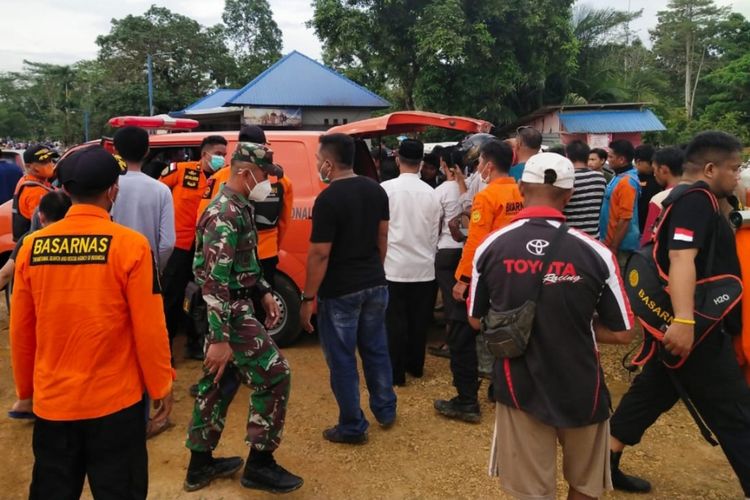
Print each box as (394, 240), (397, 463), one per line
(2, 0), (749, 72)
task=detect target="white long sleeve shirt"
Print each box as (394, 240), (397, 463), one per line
(381, 173), (441, 282)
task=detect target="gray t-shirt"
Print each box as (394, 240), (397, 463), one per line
(112, 170), (175, 272)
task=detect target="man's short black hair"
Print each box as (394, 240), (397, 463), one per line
(634, 144), (655, 163)
(200, 135), (228, 154)
(371, 146), (390, 162)
(438, 146), (454, 167)
(422, 153), (439, 169)
(590, 148), (608, 161)
(517, 127), (542, 151)
(548, 144), (566, 156)
(319, 133), (354, 168)
(480, 139), (514, 173)
(450, 148), (464, 168)
(113, 126), (149, 163)
(565, 140), (590, 164)
(653, 147), (684, 177)
(38, 191), (72, 222)
(684, 131), (742, 169)
(609, 140), (635, 163)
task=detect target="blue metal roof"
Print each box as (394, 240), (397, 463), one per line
(559, 109), (666, 133)
(183, 88), (239, 111)
(226, 51), (390, 108)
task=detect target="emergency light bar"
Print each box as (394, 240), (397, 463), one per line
(108, 116), (199, 130)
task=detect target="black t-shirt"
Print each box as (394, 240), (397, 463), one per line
(310, 176), (389, 298)
(469, 213), (632, 427)
(638, 172), (662, 232)
(656, 182), (742, 334)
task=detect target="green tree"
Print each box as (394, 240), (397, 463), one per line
(222, 0), (283, 84)
(96, 5), (235, 116)
(650, 0), (729, 119)
(0, 72), (33, 139)
(566, 4), (643, 103)
(309, 0), (577, 126)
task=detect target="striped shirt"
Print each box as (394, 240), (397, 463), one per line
(563, 168), (606, 238)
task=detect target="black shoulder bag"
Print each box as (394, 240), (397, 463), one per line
(481, 223), (568, 359)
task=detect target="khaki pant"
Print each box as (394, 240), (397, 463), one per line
(489, 404), (612, 499)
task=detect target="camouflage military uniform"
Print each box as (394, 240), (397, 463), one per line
(186, 183), (291, 453)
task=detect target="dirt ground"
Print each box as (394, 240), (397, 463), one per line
(0, 304), (743, 499)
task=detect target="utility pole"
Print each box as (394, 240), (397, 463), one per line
(83, 110), (89, 142)
(147, 53), (154, 116)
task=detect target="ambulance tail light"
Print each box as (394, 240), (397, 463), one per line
(108, 116), (199, 130)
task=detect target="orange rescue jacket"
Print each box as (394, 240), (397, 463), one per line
(10, 204), (174, 421)
(455, 177), (524, 283)
(160, 161), (209, 251)
(14, 174), (51, 219)
(735, 228), (750, 385)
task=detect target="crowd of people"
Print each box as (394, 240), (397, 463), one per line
(305, 128), (750, 499)
(3, 121), (750, 499)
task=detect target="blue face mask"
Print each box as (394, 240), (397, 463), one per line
(209, 155), (225, 171)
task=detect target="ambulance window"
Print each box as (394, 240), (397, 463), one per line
(144, 146), (194, 164)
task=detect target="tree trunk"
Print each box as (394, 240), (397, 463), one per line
(689, 47), (706, 120)
(685, 33), (692, 119)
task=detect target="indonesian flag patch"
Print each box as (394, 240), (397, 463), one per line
(673, 227), (694, 242)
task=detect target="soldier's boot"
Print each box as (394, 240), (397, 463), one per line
(183, 452), (244, 492)
(434, 397), (481, 423)
(611, 451), (652, 493)
(241, 449), (303, 493)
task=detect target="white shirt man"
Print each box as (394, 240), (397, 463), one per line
(380, 139), (441, 386)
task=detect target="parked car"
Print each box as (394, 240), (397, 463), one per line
(0, 149), (24, 169)
(0, 112), (492, 345)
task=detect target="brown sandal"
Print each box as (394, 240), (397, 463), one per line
(146, 418), (175, 439)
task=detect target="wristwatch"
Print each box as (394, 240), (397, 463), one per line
(301, 293), (316, 302)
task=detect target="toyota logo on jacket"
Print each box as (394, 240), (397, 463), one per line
(469, 206), (634, 427)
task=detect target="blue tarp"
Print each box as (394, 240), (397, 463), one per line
(559, 109), (666, 133)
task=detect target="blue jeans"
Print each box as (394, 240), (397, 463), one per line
(317, 285), (397, 436)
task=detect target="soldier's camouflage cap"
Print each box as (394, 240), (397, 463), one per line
(233, 142), (284, 178)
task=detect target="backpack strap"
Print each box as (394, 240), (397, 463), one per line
(652, 187), (718, 282)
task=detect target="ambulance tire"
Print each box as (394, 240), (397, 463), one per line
(268, 273), (302, 347)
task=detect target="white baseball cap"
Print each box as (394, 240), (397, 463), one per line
(521, 152), (575, 189)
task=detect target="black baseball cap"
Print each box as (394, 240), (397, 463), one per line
(239, 124), (267, 144)
(24, 145), (59, 164)
(57, 146), (126, 195)
(398, 139), (424, 161)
